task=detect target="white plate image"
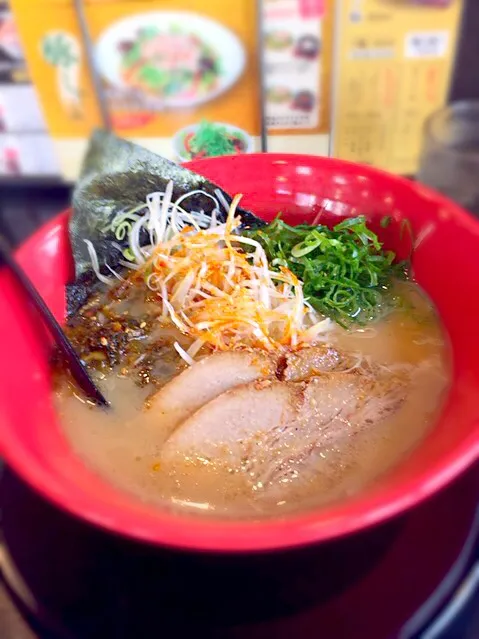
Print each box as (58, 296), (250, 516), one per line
(172, 122), (254, 163)
(95, 11), (246, 110)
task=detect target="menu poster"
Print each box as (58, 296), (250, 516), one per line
(10, 0), (102, 180)
(262, 0), (333, 155)
(331, 0), (464, 175)
(10, 0), (262, 181)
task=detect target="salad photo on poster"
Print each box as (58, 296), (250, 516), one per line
(95, 11), (246, 110)
(172, 120), (253, 161)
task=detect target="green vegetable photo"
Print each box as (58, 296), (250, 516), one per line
(247, 216), (409, 327)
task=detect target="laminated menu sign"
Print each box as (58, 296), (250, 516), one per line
(262, 0), (333, 155)
(331, 0), (464, 175)
(10, 0), (262, 181)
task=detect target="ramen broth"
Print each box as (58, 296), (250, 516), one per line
(55, 282), (449, 518)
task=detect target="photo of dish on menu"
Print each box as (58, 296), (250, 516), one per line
(9, 0), (262, 178)
(263, 3), (323, 131)
(95, 12), (246, 111)
(172, 120), (253, 162)
(261, 0), (333, 157)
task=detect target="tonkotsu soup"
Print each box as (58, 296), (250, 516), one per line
(54, 193), (450, 519)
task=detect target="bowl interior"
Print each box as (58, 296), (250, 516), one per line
(1, 153), (479, 552)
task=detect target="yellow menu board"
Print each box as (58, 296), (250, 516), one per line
(9, 0), (102, 134)
(262, 0), (334, 156)
(10, 0), (262, 180)
(331, 0), (464, 175)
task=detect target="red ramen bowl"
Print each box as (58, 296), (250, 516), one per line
(1, 154), (479, 552)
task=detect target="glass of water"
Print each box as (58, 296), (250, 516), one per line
(418, 101), (479, 216)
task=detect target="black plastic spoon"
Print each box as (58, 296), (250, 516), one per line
(0, 234), (110, 408)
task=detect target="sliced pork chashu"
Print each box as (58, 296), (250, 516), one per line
(160, 369), (408, 498)
(280, 344), (350, 381)
(144, 350), (278, 436)
(143, 344), (348, 437)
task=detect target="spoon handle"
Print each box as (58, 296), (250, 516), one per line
(0, 234), (109, 408)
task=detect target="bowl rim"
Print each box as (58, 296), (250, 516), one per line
(2, 152), (479, 553)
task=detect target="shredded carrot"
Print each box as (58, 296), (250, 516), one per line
(137, 194), (332, 363)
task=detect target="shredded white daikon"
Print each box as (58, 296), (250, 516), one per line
(106, 181), (227, 269)
(86, 187), (333, 365)
(83, 239), (114, 286)
(138, 194), (332, 362)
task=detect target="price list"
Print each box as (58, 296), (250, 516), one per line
(331, 0), (464, 175)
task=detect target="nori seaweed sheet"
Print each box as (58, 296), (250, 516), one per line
(67, 129), (263, 317)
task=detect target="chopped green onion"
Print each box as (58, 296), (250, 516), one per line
(189, 120), (239, 157)
(247, 215), (409, 327)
